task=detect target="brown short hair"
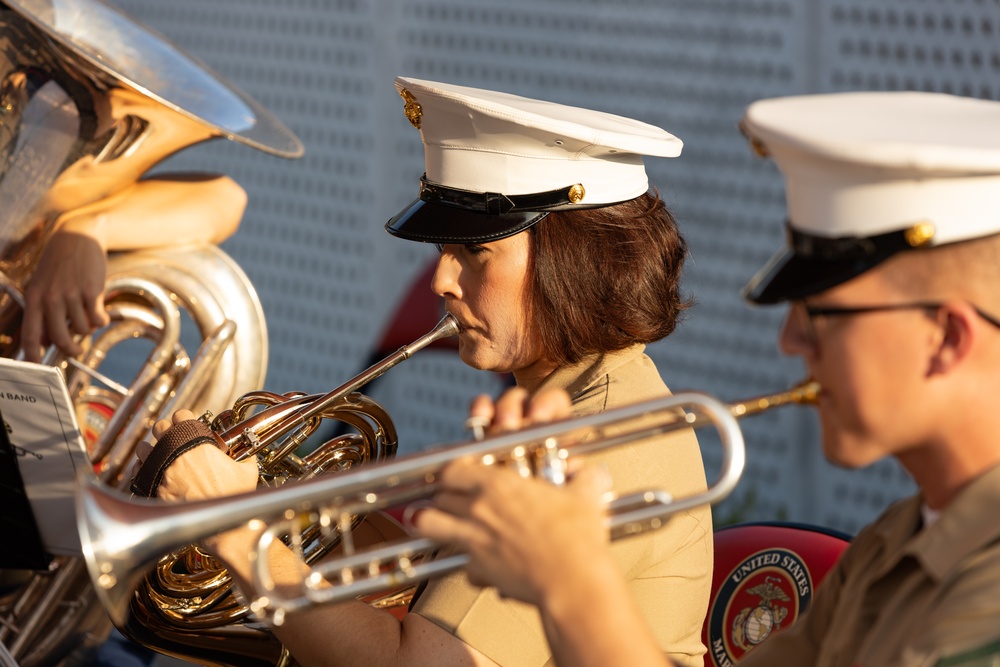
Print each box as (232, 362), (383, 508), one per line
(526, 191), (693, 366)
(883, 232), (1000, 309)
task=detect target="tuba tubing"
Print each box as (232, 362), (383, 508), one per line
(78, 380), (819, 627)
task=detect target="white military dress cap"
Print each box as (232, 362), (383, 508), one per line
(742, 91), (1000, 304)
(386, 76), (683, 244)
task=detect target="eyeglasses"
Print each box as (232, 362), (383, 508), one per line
(796, 301), (1000, 345)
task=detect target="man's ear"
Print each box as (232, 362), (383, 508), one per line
(927, 301), (977, 376)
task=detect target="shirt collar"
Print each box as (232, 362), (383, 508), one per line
(906, 462), (1000, 581)
(533, 344), (647, 401)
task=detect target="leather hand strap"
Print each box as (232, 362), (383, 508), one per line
(131, 420), (219, 498)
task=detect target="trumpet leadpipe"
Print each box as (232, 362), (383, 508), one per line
(727, 380), (820, 418)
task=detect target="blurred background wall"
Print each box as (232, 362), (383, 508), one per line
(108, 0), (999, 534)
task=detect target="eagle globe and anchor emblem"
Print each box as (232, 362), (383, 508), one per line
(731, 576), (790, 648)
(707, 548), (814, 666)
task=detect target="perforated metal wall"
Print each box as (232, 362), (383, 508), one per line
(108, 0), (999, 534)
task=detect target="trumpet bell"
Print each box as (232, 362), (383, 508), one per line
(77, 475), (244, 628)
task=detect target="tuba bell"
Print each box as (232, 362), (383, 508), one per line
(0, 0), (301, 350)
(0, 0), (301, 664)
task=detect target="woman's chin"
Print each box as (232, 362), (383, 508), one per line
(458, 345), (490, 371)
(458, 349), (515, 375)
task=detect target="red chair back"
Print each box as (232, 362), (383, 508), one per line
(703, 522), (850, 666)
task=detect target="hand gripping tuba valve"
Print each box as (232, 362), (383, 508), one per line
(77, 381), (819, 630)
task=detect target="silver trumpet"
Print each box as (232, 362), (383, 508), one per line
(77, 381), (819, 628)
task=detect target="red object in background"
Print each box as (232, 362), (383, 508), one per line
(377, 259), (457, 354)
(703, 522), (851, 667)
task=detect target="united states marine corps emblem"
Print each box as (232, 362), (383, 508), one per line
(731, 576), (790, 649)
(707, 548), (813, 666)
(399, 88), (422, 129)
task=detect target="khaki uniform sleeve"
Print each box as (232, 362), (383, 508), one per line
(876, 544), (1000, 667)
(413, 570), (550, 667)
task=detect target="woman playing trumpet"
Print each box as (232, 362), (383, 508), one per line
(138, 77), (711, 666)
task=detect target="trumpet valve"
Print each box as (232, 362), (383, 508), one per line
(507, 446), (532, 479)
(464, 415), (490, 441)
(536, 438), (568, 486)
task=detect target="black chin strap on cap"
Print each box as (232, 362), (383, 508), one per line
(419, 175), (588, 215)
(789, 222), (934, 261)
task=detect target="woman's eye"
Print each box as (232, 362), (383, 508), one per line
(465, 245), (487, 256)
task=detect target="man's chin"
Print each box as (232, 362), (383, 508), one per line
(822, 439), (881, 470)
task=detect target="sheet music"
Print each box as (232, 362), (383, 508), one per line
(0, 357), (90, 556)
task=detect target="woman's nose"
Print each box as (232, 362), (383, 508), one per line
(431, 248), (460, 299)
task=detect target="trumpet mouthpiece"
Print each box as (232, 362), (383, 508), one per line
(792, 380), (822, 405)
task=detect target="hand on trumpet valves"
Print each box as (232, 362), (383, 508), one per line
(415, 456), (613, 607)
(415, 385), (614, 605)
(132, 409), (257, 502)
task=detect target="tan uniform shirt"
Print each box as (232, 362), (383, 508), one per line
(414, 345), (713, 666)
(740, 463), (1000, 667)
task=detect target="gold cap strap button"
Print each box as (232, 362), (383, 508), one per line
(904, 221), (935, 247)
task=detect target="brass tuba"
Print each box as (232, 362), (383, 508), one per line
(0, 244), (271, 667)
(0, 0), (301, 349)
(0, 0), (301, 664)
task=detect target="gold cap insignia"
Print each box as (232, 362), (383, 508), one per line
(904, 221), (935, 247)
(567, 184), (586, 203)
(748, 137), (769, 158)
(399, 88), (422, 129)
(738, 120), (769, 158)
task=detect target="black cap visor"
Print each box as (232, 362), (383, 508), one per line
(742, 247), (900, 304)
(742, 224), (926, 304)
(385, 198), (548, 244)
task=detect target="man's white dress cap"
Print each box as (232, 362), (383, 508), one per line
(386, 76), (683, 244)
(742, 91), (1000, 303)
